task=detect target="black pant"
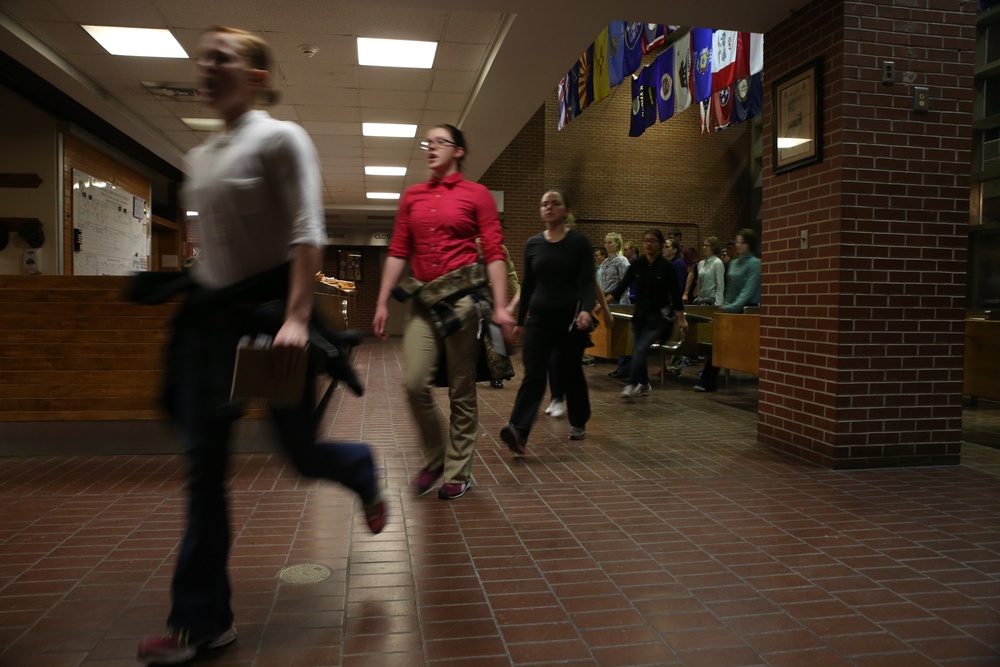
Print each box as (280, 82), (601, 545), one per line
(700, 348), (720, 390)
(509, 308), (591, 434)
(167, 321), (376, 638)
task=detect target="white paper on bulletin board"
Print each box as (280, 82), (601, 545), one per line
(71, 169), (150, 275)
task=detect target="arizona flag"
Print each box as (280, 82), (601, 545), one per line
(653, 48), (674, 122)
(711, 30), (738, 93)
(593, 27), (611, 103)
(672, 32), (692, 115)
(690, 28), (713, 102)
(624, 21), (643, 76)
(576, 45), (594, 111)
(608, 21), (626, 88)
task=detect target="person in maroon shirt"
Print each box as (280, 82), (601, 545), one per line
(373, 124), (514, 500)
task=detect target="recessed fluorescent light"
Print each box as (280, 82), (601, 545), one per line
(776, 137), (811, 149)
(82, 26), (188, 58)
(362, 123), (417, 138)
(181, 118), (224, 132)
(365, 166), (407, 176)
(186, 211), (198, 217)
(367, 192), (401, 200)
(357, 37), (437, 69)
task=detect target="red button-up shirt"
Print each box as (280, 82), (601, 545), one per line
(388, 172), (504, 282)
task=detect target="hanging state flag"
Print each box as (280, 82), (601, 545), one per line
(699, 99), (712, 134)
(642, 24), (665, 53)
(575, 45), (594, 112)
(593, 27), (611, 103)
(624, 21), (643, 76)
(732, 77), (751, 124)
(690, 28), (713, 102)
(733, 32), (751, 81)
(747, 71), (763, 118)
(713, 83), (733, 129)
(557, 75), (569, 130)
(608, 21), (625, 88)
(654, 48), (674, 122)
(565, 64), (580, 120)
(711, 30), (738, 93)
(749, 33), (764, 75)
(672, 32), (691, 115)
(629, 67), (657, 136)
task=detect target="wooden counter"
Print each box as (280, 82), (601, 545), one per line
(585, 304), (718, 359)
(965, 319), (1000, 401)
(712, 313), (761, 375)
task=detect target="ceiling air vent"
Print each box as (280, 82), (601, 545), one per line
(141, 81), (201, 100)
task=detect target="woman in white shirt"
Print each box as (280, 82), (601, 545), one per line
(694, 236), (725, 306)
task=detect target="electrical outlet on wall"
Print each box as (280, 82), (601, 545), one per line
(799, 229), (809, 250)
(23, 249), (41, 274)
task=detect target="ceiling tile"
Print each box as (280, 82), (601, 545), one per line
(255, 0), (356, 35)
(21, 20), (103, 54)
(361, 148), (414, 161)
(431, 69), (476, 94)
(48, 0), (164, 26)
(1, 0), (68, 21)
(152, 0), (265, 31)
(442, 11), (504, 44)
(433, 42), (488, 72)
(300, 121), (358, 136)
(358, 107), (421, 124)
(283, 86), (359, 106)
(426, 91), (466, 112)
(352, 6), (447, 41)
(294, 105), (360, 122)
(266, 104), (299, 121)
(420, 109), (458, 126)
(358, 68), (433, 93)
(264, 33), (357, 65)
(72, 54), (194, 82)
(358, 89), (426, 110)
(274, 62), (357, 88)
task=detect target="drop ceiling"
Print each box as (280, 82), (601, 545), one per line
(0, 0), (807, 225)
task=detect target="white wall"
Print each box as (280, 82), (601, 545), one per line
(0, 85), (58, 275)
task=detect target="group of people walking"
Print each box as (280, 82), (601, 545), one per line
(134, 25), (760, 666)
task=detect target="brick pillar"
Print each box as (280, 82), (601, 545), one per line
(758, 0), (975, 468)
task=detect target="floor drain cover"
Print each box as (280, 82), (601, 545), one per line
(277, 563), (332, 584)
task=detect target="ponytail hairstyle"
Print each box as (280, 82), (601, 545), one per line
(203, 26), (280, 106)
(606, 232), (624, 256)
(434, 124), (468, 170)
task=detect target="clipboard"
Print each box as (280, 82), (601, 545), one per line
(229, 343), (308, 409)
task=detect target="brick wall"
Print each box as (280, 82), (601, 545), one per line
(481, 70), (753, 279)
(758, 0), (974, 467)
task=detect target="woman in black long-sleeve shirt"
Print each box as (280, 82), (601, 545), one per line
(609, 228), (688, 399)
(501, 190), (596, 453)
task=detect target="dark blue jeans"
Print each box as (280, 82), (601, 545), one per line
(167, 323), (376, 639)
(628, 317), (668, 387)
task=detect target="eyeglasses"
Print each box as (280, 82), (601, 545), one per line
(420, 138), (457, 150)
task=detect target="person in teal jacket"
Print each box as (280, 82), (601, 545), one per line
(695, 228), (761, 392)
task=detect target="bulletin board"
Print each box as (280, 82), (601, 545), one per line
(71, 169), (150, 275)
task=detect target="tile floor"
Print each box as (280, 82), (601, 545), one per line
(2, 340), (1000, 667)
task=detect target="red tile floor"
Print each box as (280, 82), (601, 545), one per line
(2, 340), (1000, 666)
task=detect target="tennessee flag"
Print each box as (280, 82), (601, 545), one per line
(672, 32), (691, 115)
(713, 83), (733, 129)
(690, 28), (713, 102)
(711, 30), (738, 93)
(593, 27), (611, 103)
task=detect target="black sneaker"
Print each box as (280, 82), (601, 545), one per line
(500, 423), (527, 456)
